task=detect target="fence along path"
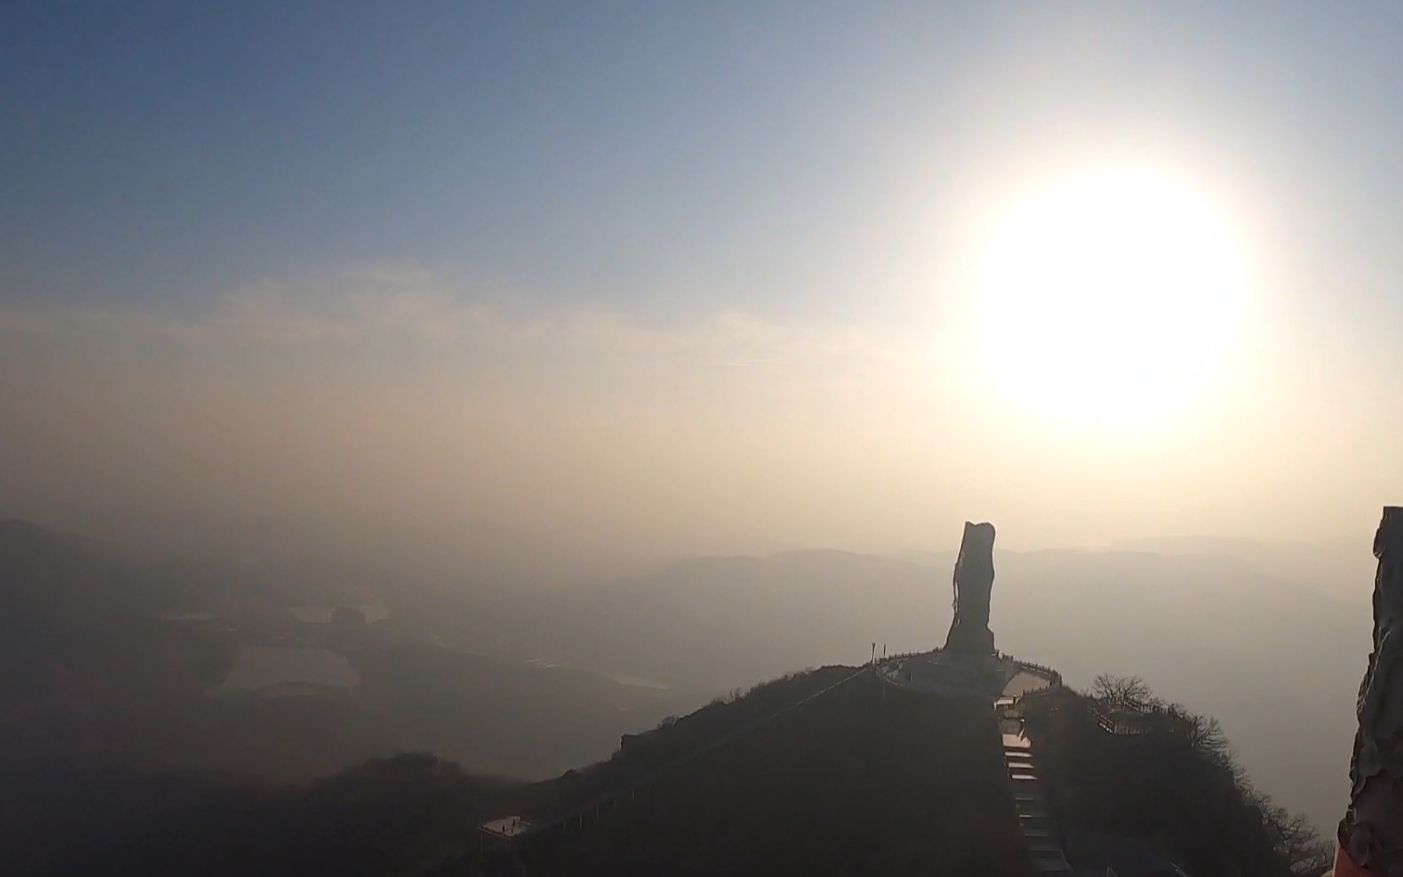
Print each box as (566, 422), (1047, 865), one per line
(501, 663), (875, 846)
(996, 666), (1072, 874)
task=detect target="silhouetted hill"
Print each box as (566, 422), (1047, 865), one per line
(1, 659), (1332, 875)
(0, 518), (234, 707)
(508, 669), (1328, 876)
(1021, 679), (1331, 875)
(0, 521), (1353, 870)
(2, 753), (524, 876)
(518, 667), (1030, 876)
(444, 546), (1363, 832)
(4, 666), (1032, 876)
(0, 520), (688, 783)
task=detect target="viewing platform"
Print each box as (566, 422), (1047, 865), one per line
(878, 648), (1061, 702)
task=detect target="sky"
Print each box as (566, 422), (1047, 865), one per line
(3, 2), (1402, 579)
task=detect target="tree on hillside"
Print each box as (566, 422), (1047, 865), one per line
(1027, 679), (1332, 876)
(1091, 674), (1154, 712)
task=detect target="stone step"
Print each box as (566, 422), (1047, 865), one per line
(1030, 851), (1070, 864)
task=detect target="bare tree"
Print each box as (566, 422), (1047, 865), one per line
(1091, 674), (1154, 711)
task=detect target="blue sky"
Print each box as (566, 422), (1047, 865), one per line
(8, 1), (1403, 326)
(5, 2), (920, 313)
(4, 2), (1403, 563)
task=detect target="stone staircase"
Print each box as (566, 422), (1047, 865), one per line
(1001, 716), (1073, 874)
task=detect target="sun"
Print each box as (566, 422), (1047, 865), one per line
(974, 167), (1250, 428)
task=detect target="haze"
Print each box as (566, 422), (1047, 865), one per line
(4, 3), (1403, 856)
(5, 3), (1402, 576)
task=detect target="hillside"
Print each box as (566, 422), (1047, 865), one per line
(0, 520), (689, 782)
(0, 521), (1343, 874)
(5, 666), (1032, 876)
(1020, 678), (1331, 875)
(441, 546), (1364, 833)
(1, 655), (1335, 876)
(0, 519), (237, 729)
(1, 519), (1360, 832)
(2, 753), (525, 876)
(517, 668), (1030, 876)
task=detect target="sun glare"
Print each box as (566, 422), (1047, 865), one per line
(975, 167), (1250, 429)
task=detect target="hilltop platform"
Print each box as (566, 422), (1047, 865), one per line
(878, 650), (1060, 702)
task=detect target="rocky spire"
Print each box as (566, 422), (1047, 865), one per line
(1338, 507), (1403, 873)
(944, 521), (996, 655)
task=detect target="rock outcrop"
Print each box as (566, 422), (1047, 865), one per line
(944, 521), (997, 655)
(1338, 506), (1403, 872)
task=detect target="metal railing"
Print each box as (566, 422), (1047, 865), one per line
(491, 664), (875, 847)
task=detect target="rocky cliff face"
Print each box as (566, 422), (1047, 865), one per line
(1339, 506), (1403, 870)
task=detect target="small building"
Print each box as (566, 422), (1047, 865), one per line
(479, 816), (532, 842)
